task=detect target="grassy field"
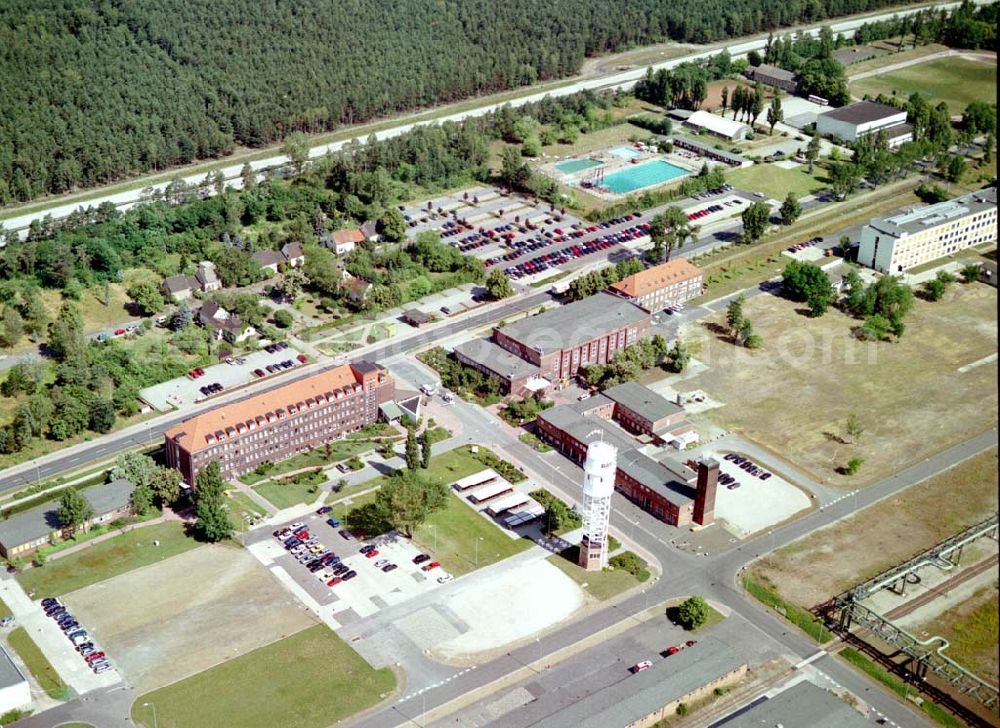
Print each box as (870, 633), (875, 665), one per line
(0, 597), (10, 620)
(914, 583), (999, 682)
(131, 625), (395, 728)
(17, 522), (201, 597)
(253, 477), (325, 510)
(7, 627), (71, 699)
(413, 493), (533, 576)
(751, 449), (998, 609)
(725, 163), (828, 201)
(225, 491), (269, 532)
(548, 548), (642, 601)
(850, 56), (997, 116)
(682, 283), (998, 487)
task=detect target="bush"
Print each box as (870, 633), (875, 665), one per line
(273, 309), (294, 328)
(677, 595), (710, 630)
(470, 446), (526, 483)
(676, 703), (689, 716)
(609, 551), (650, 582)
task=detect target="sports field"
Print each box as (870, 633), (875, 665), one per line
(726, 163), (828, 201)
(849, 57), (996, 116)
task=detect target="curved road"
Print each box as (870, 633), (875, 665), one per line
(0, 0), (983, 239)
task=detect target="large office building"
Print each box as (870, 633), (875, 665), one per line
(457, 292), (652, 394)
(609, 258), (704, 312)
(816, 100), (912, 146)
(858, 188), (997, 273)
(164, 361), (394, 484)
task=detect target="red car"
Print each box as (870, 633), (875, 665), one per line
(114, 328), (126, 336)
(297, 354), (308, 363)
(685, 640), (697, 648)
(327, 577), (343, 587)
(364, 549), (380, 558)
(665, 646), (680, 656)
(84, 652), (106, 664)
(421, 561), (441, 572)
(296, 531), (309, 540)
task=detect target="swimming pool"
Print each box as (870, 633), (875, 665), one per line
(555, 158), (602, 174)
(610, 146), (642, 160)
(601, 160), (688, 194)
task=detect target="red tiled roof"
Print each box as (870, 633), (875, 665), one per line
(610, 259), (702, 298)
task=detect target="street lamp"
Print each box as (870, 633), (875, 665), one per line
(474, 536), (484, 566)
(143, 702), (159, 728)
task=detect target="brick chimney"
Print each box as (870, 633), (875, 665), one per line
(693, 458), (719, 526)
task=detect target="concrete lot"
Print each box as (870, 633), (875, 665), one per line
(709, 452), (813, 538)
(139, 346), (308, 411)
(63, 544), (316, 691)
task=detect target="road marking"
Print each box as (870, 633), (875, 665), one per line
(793, 650), (827, 669)
(958, 352), (997, 373)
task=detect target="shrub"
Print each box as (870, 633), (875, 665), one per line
(677, 595), (710, 630)
(610, 551), (650, 582)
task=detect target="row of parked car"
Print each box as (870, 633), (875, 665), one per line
(273, 522), (359, 587)
(504, 217), (650, 280)
(263, 341), (290, 354)
(723, 452), (773, 481)
(787, 236), (824, 253)
(631, 640), (698, 673)
(41, 598), (114, 674)
(199, 382), (225, 396)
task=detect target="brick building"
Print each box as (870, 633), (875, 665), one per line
(746, 64), (799, 93)
(492, 292), (651, 383)
(164, 361), (394, 484)
(608, 259), (704, 312)
(535, 386), (713, 527)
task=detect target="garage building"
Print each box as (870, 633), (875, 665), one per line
(683, 110), (751, 140)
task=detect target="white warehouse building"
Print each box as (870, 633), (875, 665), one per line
(816, 101), (912, 146)
(0, 647), (31, 716)
(683, 110), (751, 141)
(858, 187), (997, 273)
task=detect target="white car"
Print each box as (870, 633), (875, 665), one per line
(374, 559), (389, 568)
(437, 573), (454, 584)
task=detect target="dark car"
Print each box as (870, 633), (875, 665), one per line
(413, 554), (431, 565)
(338, 529), (353, 540)
(41, 597), (59, 608)
(332, 563), (350, 576)
(76, 642), (95, 653)
(316, 505), (332, 515)
(326, 516), (341, 528)
(342, 570), (358, 581)
(382, 563), (398, 573)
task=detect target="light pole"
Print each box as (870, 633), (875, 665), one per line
(143, 701), (159, 728)
(474, 536), (484, 566)
(34, 461), (41, 487)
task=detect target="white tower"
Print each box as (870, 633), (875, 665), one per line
(578, 440), (617, 571)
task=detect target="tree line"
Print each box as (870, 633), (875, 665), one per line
(1, 0), (932, 204)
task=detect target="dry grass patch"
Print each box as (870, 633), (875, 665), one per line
(915, 583), (999, 684)
(682, 284), (997, 485)
(751, 448), (998, 609)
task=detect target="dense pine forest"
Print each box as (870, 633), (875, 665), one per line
(0, 0), (933, 204)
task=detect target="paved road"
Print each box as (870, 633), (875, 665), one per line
(0, 1), (981, 239)
(345, 426), (997, 728)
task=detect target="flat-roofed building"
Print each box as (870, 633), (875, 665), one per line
(453, 338), (543, 395)
(603, 381), (686, 438)
(746, 64), (799, 93)
(684, 110), (751, 140)
(0, 647), (31, 716)
(164, 361), (394, 484)
(537, 636), (747, 728)
(719, 680), (870, 728)
(609, 259), (703, 312)
(816, 101), (911, 146)
(858, 188), (997, 273)
(492, 292), (651, 384)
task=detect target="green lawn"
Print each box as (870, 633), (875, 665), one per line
(0, 597), (10, 620)
(344, 447), (533, 575)
(253, 474), (326, 510)
(226, 492), (270, 532)
(239, 427), (396, 485)
(850, 57), (997, 116)
(16, 522), (201, 597)
(131, 625), (395, 728)
(726, 163), (828, 201)
(664, 598), (727, 632)
(413, 493), (533, 576)
(547, 548), (642, 600)
(7, 627), (71, 699)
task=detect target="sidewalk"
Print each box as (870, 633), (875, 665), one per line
(0, 578), (121, 695)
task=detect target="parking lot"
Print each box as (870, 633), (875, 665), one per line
(248, 510), (450, 623)
(138, 342), (308, 411)
(711, 452), (813, 537)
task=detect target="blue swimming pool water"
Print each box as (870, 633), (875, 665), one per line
(610, 146), (642, 159)
(555, 158), (602, 174)
(601, 160), (688, 194)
